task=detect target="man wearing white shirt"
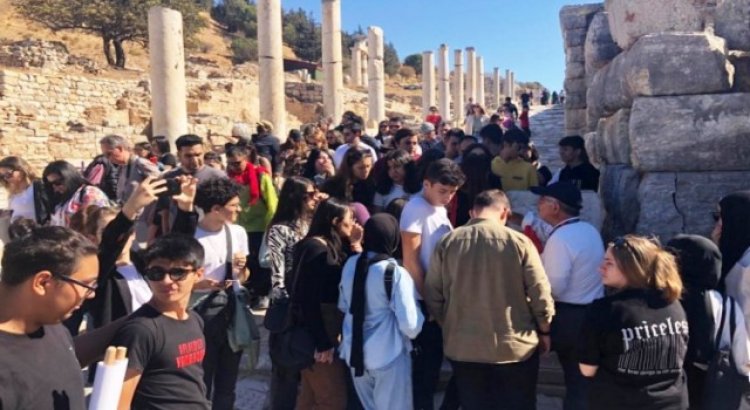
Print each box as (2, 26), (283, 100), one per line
(532, 181), (604, 410)
(333, 119), (378, 169)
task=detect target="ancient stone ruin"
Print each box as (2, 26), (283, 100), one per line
(561, 0), (750, 241)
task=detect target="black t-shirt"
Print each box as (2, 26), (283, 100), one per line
(112, 304), (210, 410)
(578, 289), (688, 410)
(0, 324), (85, 410)
(559, 162), (600, 191)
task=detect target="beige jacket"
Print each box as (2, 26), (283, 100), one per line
(424, 218), (555, 364)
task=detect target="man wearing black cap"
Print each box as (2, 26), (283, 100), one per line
(531, 181), (604, 410)
(550, 136), (600, 191)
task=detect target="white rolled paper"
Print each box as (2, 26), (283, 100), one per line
(88, 359), (129, 410)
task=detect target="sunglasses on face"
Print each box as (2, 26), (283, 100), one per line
(0, 171), (14, 180)
(142, 266), (194, 282)
(47, 178), (65, 187)
(712, 211), (721, 222)
(54, 274), (97, 296)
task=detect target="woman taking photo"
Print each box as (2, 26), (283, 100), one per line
(578, 235), (688, 410)
(290, 198), (362, 409)
(43, 160), (110, 227)
(321, 148), (375, 210)
(0, 156), (50, 225)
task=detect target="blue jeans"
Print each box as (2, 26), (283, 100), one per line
(352, 352), (413, 410)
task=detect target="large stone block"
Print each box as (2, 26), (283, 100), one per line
(586, 32), (733, 126)
(715, 0), (750, 51)
(585, 131), (603, 167)
(629, 93), (750, 172)
(605, 0), (704, 50)
(560, 4), (605, 31)
(637, 171), (750, 240)
(585, 12), (621, 80)
(507, 190), (605, 231)
(566, 46), (585, 64)
(565, 28), (589, 48)
(565, 108), (587, 131)
(566, 61), (585, 79)
(600, 164), (640, 240)
(596, 109), (631, 165)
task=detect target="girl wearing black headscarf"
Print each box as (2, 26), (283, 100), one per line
(338, 214), (424, 410)
(667, 234), (722, 408)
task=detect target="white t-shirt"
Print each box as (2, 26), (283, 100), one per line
(333, 142), (379, 169)
(116, 264), (153, 312)
(9, 184), (36, 221)
(195, 224), (250, 283)
(399, 193), (452, 274)
(541, 219), (604, 304)
(373, 184), (408, 210)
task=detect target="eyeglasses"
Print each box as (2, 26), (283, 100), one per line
(54, 274), (97, 296)
(712, 211), (721, 222)
(142, 266), (194, 282)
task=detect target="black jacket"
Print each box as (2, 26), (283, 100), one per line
(31, 180), (51, 225)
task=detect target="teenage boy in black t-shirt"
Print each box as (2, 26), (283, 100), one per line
(0, 226), (119, 409)
(113, 234), (211, 410)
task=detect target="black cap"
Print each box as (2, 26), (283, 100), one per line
(531, 181), (583, 210)
(558, 135), (585, 149)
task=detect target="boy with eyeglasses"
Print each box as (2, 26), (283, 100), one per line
(0, 226), (125, 409)
(113, 234), (211, 410)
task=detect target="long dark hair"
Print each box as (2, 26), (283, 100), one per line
(322, 148), (373, 202)
(42, 160), (88, 206)
(305, 198), (350, 264)
(303, 149), (331, 180)
(374, 149), (418, 195)
(268, 176), (313, 229)
(719, 191), (750, 278)
(460, 146), (496, 205)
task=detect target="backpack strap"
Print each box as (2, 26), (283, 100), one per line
(384, 263), (395, 302)
(715, 294), (730, 351)
(224, 224), (234, 282)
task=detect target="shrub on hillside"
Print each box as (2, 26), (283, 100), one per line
(231, 37), (258, 64)
(398, 65), (416, 78)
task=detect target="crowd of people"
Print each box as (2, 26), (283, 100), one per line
(0, 100), (749, 410)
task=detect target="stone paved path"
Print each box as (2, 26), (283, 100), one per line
(528, 103), (566, 173)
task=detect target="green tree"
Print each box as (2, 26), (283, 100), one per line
(211, 0), (256, 37)
(14, 0), (205, 69)
(282, 8), (321, 62)
(230, 37), (258, 64)
(403, 53), (422, 74)
(383, 41), (400, 76)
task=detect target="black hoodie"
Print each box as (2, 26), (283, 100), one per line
(667, 234), (722, 366)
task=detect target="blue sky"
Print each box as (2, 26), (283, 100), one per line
(280, 0), (587, 91)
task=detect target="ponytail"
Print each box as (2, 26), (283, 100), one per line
(651, 250), (683, 303)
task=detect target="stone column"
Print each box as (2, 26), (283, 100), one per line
(465, 47), (476, 103)
(505, 70), (513, 99)
(476, 55), (485, 108)
(493, 67), (501, 109)
(257, 0), (286, 141)
(367, 26), (385, 127)
(437, 44), (451, 121)
(453, 49), (464, 124)
(350, 46), (361, 87)
(322, 0), (343, 121)
(422, 51), (435, 118)
(148, 6), (188, 147)
(509, 71), (515, 101)
(359, 43), (368, 87)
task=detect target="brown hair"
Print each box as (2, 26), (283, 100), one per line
(0, 156), (38, 194)
(610, 235), (683, 303)
(70, 205), (119, 242)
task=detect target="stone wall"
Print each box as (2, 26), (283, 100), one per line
(561, 1), (750, 241)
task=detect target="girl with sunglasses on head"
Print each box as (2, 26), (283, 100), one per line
(0, 156), (50, 225)
(578, 235), (688, 410)
(43, 160), (110, 228)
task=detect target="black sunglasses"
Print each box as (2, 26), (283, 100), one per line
(142, 266), (194, 282)
(47, 178), (65, 187)
(54, 274), (97, 295)
(712, 211), (721, 222)
(610, 236), (633, 251)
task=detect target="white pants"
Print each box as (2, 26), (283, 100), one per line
(351, 351), (413, 410)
